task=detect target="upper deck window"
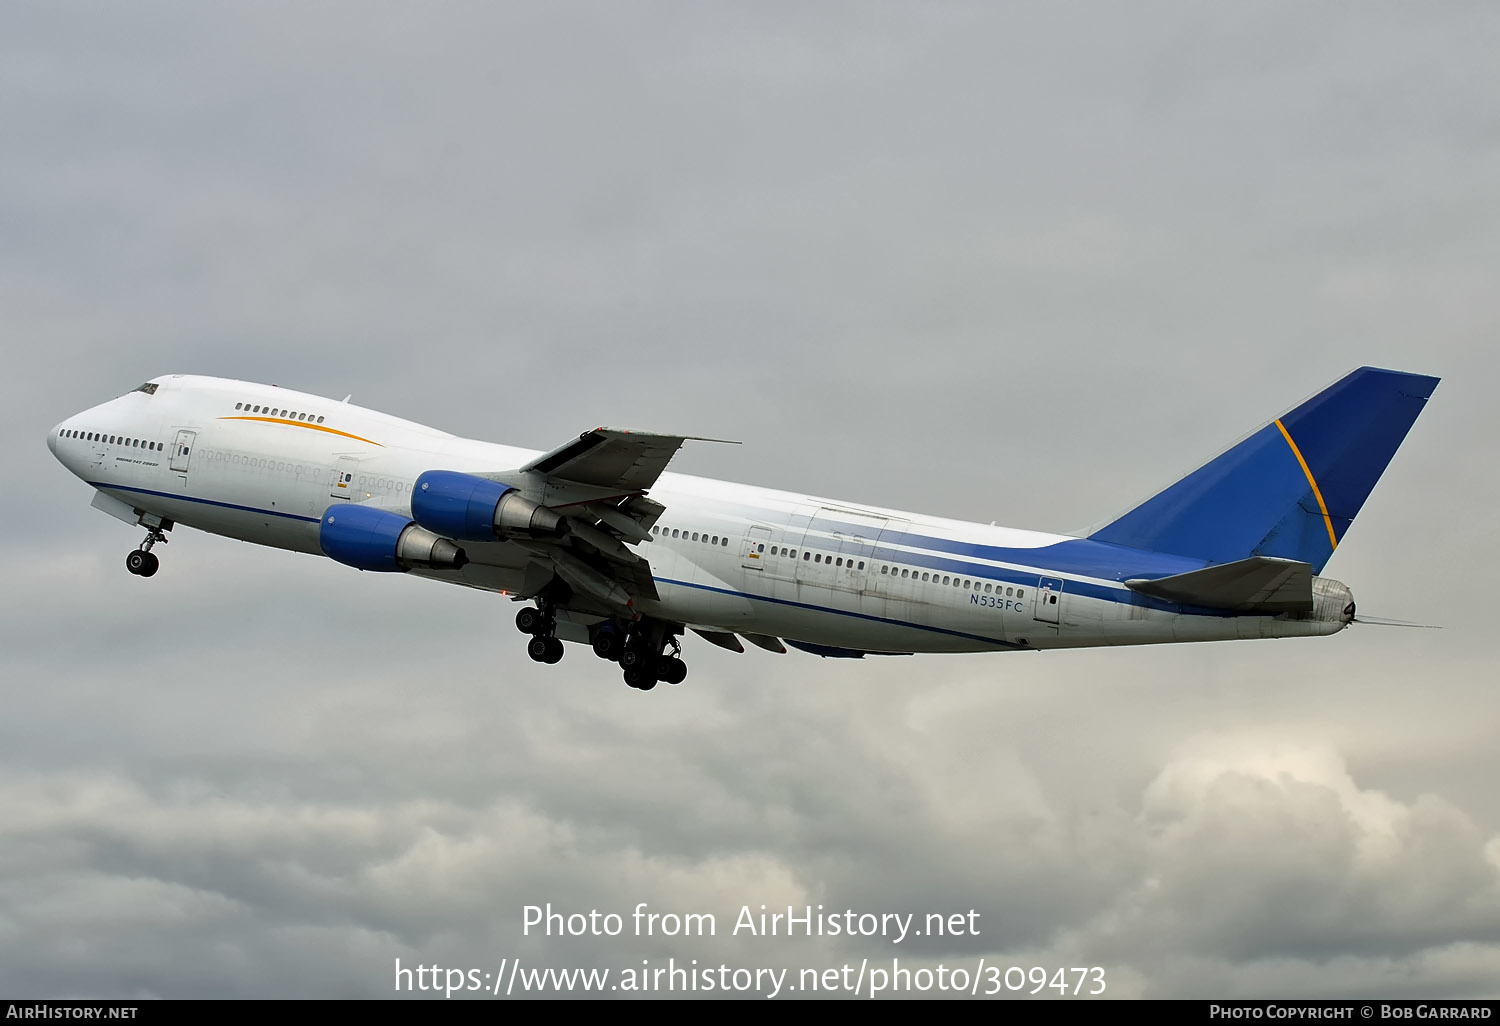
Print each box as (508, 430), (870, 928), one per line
(133, 382), (158, 395)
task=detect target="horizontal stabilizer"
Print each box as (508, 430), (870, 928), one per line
(1125, 556), (1312, 613)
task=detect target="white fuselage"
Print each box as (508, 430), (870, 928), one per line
(47, 375), (1350, 657)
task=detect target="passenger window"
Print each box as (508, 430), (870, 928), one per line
(317, 416), (325, 423)
(803, 551), (810, 560)
(789, 550), (796, 558)
(984, 583), (992, 593)
(858, 561), (865, 570)
(922, 573), (930, 582)
(835, 558), (843, 567)
(814, 554), (821, 563)
(672, 529), (679, 538)
(235, 403), (243, 410)
(881, 566), (888, 575)
(942, 576), (950, 585)
(757, 544), (765, 553)
(711, 536), (718, 545)
(722, 538), (728, 547)
(1016, 589), (1024, 598)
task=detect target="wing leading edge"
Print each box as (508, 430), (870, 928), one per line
(471, 427), (739, 613)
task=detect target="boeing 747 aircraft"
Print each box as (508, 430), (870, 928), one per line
(47, 367), (1437, 690)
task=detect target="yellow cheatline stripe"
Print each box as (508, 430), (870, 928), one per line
(217, 416), (384, 447)
(1274, 418), (1338, 551)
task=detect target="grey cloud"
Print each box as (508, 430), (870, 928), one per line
(3, 0), (1499, 1000)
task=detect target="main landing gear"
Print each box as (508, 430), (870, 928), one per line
(592, 619), (687, 691)
(125, 526), (167, 578)
(515, 606), (690, 689)
(515, 604), (564, 664)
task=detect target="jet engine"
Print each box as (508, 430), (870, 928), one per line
(319, 504), (468, 573)
(411, 470), (567, 542)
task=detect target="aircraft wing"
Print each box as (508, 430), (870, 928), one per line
(522, 428), (738, 495)
(473, 428), (737, 613)
(1124, 556), (1313, 614)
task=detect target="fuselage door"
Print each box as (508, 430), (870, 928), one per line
(741, 525), (772, 570)
(329, 456), (359, 499)
(169, 429), (196, 474)
(1033, 576), (1064, 624)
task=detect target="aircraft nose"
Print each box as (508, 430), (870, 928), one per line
(47, 421), (60, 457)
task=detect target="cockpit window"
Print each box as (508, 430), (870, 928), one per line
(134, 382), (158, 395)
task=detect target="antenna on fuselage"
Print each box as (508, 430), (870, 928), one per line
(342, 394), (352, 403)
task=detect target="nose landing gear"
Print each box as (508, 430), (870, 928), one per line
(125, 527), (167, 577)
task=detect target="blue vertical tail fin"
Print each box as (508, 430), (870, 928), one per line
(1088, 367), (1439, 573)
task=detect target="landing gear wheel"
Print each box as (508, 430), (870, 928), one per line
(620, 647), (645, 669)
(527, 636), (551, 662)
(516, 607), (544, 635)
(543, 637), (564, 664)
(593, 634), (622, 661)
(658, 657), (687, 686)
(125, 550), (159, 577)
(623, 665), (657, 690)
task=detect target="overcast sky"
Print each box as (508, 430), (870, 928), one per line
(3, 1), (1499, 1000)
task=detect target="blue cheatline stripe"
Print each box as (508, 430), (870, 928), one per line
(755, 543), (1167, 612)
(87, 482), (321, 524)
(862, 545), (1188, 612)
(652, 576), (1026, 650)
(725, 545), (1230, 617)
(736, 505), (1209, 580)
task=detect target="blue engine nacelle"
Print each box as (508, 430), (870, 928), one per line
(411, 470), (568, 542)
(319, 504), (469, 573)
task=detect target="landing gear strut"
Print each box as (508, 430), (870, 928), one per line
(515, 603), (563, 664)
(125, 526), (167, 578)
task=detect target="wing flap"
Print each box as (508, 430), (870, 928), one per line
(1125, 556), (1313, 613)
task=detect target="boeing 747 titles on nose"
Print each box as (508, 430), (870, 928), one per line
(47, 367), (1437, 691)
